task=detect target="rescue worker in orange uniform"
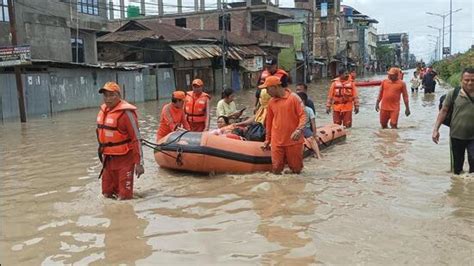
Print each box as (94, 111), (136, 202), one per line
(96, 82), (144, 200)
(261, 76), (307, 174)
(376, 67), (411, 129)
(185, 79), (211, 132)
(326, 68), (360, 128)
(156, 91), (190, 141)
(255, 57), (289, 110)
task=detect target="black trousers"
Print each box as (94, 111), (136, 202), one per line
(451, 138), (474, 174)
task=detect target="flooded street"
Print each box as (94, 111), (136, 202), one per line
(1, 72), (473, 265)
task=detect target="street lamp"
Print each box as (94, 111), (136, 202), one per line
(426, 7), (462, 57)
(427, 25), (441, 60)
(427, 34), (440, 60)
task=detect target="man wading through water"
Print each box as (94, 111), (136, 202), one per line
(96, 82), (144, 200)
(433, 68), (474, 175)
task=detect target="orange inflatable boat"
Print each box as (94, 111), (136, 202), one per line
(355, 80), (382, 87)
(153, 124), (346, 174)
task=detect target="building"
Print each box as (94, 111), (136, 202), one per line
(377, 33), (410, 68)
(278, 8), (312, 83)
(0, 0), (109, 64)
(339, 5), (378, 74)
(98, 20), (266, 93)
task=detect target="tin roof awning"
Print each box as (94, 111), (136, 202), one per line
(170, 44), (265, 60)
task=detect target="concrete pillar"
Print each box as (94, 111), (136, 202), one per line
(246, 0), (251, 7)
(275, 0), (279, 6)
(140, 0), (146, 16)
(217, 0), (221, 9)
(247, 12), (251, 33)
(158, 0), (164, 16)
(200, 0), (205, 11)
(108, 1), (114, 19)
(194, 0), (199, 12)
(120, 0), (125, 18)
(177, 0), (182, 13)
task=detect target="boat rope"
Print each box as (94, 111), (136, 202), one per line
(140, 130), (190, 166)
(318, 130), (336, 148)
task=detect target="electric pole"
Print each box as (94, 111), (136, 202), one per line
(221, 1), (227, 91)
(449, 0), (452, 55)
(7, 0), (27, 122)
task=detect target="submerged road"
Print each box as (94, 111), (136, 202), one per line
(1, 71), (473, 264)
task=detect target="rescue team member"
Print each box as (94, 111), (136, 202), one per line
(295, 83), (315, 113)
(375, 67), (410, 129)
(261, 76), (306, 174)
(96, 82), (144, 200)
(156, 91), (190, 141)
(185, 79), (211, 132)
(255, 57), (289, 110)
(432, 68), (474, 174)
(326, 68), (360, 128)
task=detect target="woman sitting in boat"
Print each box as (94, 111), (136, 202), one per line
(235, 88), (271, 128)
(209, 116), (243, 140)
(217, 88), (245, 123)
(297, 92), (322, 158)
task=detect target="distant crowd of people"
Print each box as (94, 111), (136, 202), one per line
(94, 56), (474, 200)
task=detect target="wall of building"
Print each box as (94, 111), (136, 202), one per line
(0, 0), (108, 64)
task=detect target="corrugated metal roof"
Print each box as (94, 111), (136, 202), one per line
(171, 44), (265, 60)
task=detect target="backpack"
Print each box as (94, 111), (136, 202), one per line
(439, 87), (460, 127)
(245, 122), (266, 141)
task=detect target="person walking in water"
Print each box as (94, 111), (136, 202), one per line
(432, 68), (474, 174)
(326, 68), (359, 128)
(185, 79), (211, 132)
(375, 67), (410, 129)
(96, 82), (144, 200)
(261, 76), (306, 174)
(410, 71), (421, 93)
(156, 91), (190, 141)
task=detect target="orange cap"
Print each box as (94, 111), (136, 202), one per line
(387, 67), (399, 75)
(172, 91), (186, 100)
(99, 82), (121, 94)
(192, 79), (204, 87)
(258, 76), (281, 89)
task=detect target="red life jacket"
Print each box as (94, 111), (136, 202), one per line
(333, 79), (355, 104)
(96, 100), (137, 156)
(185, 91), (210, 123)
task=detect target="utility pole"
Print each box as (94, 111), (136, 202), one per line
(7, 0), (27, 122)
(426, 7), (461, 58)
(449, 0), (453, 55)
(221, 1), (227, 91)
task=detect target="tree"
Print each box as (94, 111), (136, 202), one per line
(376, 45), (396, 70)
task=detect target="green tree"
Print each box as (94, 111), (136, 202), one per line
(376, 45), (396, 67)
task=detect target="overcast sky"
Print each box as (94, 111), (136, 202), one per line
(124, 0), (473, 61)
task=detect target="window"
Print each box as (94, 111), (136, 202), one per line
(71, 38), (85, 63)
(0, 0), (9, 22)
(219, 14), (231, 31)
(175, 18), (186, 28)
(77, 0), (99, 16)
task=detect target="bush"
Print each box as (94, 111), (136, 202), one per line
(433, 48), (474, 87)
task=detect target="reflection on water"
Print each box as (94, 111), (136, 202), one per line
(1, 71), (473, 264)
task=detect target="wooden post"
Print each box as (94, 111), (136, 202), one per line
(7, 0), (27, 122)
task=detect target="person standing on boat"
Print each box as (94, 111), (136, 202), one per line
(326, 68), (360, 128)
(185, 79), (211, 132)
(261, 76), (307, 174)
(375, 67), (410, 129)
(156, 91), (190, 141)
(96, 82), (144, 200)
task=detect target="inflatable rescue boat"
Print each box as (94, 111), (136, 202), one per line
(355, 80), (382, 87)
(154, 124), (346, 174)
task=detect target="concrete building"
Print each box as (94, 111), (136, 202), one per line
(0, 0), (109, 64)
(339, 5), (378, 74)
(377, 33), (410, 68)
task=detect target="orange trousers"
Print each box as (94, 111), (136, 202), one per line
(333, 111), (353, 128)
(380, 109), (399, 128)
(271, 143), (304, 174)
(102, 160), (135, 200)
(189, 122), (206, 132)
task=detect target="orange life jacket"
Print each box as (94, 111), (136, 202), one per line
(333, 79), (355, 104)
(259, 69), (288, 84)
(96, 100), (138, 156)
(185, 91), (210, 123)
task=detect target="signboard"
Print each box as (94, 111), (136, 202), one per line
(321, 2), (328, 18)
(443, 47), (450, 55)
(0, 45), (31, 67)
(239, 56), (263, 72)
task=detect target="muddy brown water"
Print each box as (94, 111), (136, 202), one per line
(1, 71), (473, 265)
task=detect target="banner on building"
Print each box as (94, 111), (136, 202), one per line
(321, 2), (328, 18)
(0, 45), (31, 67)
(240, 56), (263, 72)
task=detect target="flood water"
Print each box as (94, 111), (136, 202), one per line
(1, 71), (473, 265)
